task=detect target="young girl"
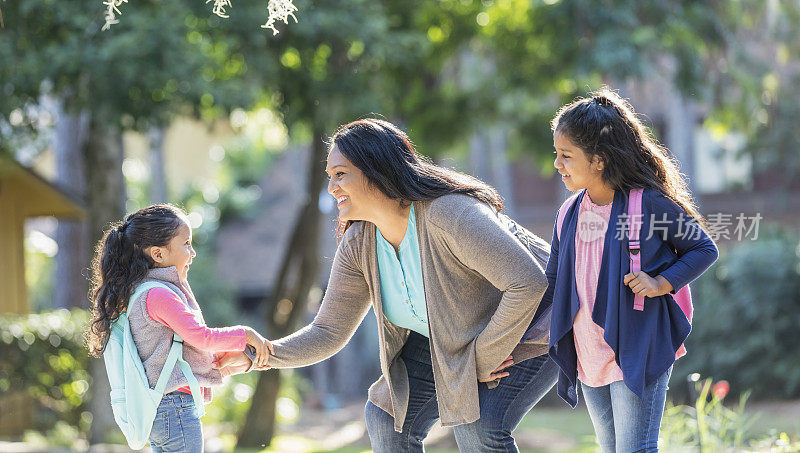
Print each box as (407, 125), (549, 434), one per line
(545, 89), (719, 452)
(86, 204), (272, 452)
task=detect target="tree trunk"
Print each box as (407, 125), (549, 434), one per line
(148, 126), (167, 203)
(666, 91), (698, 195)
(52, 97), (90, 309)
(469, 130), (490, 185)
(488, 126), (515, 217)
(236, 126), (327, 449)
(470, 127), (516, 216)
(84, 119), (126, 445)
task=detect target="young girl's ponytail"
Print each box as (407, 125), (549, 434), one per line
(87, 205), (187, 357)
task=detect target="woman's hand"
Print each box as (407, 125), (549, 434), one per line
(478, 355), (514, 383)
(623, 271), (674, 298)
(243, 327), (274, 368)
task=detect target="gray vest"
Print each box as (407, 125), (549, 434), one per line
(126, 267), (223, 399)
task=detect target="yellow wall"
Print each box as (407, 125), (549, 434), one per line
(0, 179), (28, 314)
(28, 118), (236, 194)
(124, 118), (235, 197)
(0, 157), (84, 314)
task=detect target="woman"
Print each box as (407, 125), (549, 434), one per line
(216, 118), (558, 452)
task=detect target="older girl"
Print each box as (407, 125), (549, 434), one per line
(547, 90), (719, 452)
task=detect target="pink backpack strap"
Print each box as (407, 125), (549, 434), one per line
(628, 188), (645, 311)
(556, 192), (581, 241)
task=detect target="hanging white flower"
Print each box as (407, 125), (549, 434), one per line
(261, 0), (298, 35)
(100, 0), (298, 34)
(101, 0), (128, 31)
(208, 0), (233, 18)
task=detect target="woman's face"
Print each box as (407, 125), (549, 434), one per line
(326, 145), (385, 222)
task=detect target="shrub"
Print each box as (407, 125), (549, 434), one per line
(0, 309), (92, 438)
(673, 229), (800, 400)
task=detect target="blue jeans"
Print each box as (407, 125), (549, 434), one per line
(148, 391), (204, 453)
(365, 331), (558, 453)
(581, 367), (672, 453)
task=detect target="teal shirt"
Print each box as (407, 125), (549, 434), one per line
(376, 204), (429, 337)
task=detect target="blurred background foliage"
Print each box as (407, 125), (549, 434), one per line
(2, 0), (800, 450)
(0, 310), (91, 448)
(677, 230), (800, 401)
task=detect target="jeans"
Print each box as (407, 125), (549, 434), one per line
(148, 391), (204, 453)
(581, 367), (672, 453)
(365, 331), (559, 453)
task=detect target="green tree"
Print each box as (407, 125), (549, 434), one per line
(467, 0), (800, 175)
(0, 0), (264, 442)
(206, 0), (434, 446)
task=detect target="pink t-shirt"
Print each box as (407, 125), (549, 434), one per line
(146, 287), (246, 394)
(572, 193), (624, 387)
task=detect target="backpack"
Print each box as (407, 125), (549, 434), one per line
(103, 281), (204, 450)
(556, 189), (691, 356)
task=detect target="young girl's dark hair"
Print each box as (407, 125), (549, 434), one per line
(86, 204), (188, 357)
(551, 88), (707, 229)
(331, 118), (504, 237)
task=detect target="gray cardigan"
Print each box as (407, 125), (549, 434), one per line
(268, 194), (550, 430)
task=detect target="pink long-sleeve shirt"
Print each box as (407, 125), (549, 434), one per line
(146, 287), (246, 395)
(573, 193), (624, 387)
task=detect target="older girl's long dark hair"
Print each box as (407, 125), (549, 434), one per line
(332, 118), (504, 237)
(86, 204), (187, 357)
(552, 88), (707, 229)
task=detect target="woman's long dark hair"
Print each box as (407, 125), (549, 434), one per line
(552, 88), (707, 229)
(331, 118), (504, 237)
(86, 204), (187, 357)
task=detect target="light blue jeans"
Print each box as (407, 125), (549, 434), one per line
(148, 391), (204, 453)
(581, 367), (672, 453)
(365, 331), (559, 453)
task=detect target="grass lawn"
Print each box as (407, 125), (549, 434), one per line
(228, 399), (800, 453)
(747, 401), (800, 438)
(230, 405), (598, 453)
(516, 406), (597, 452)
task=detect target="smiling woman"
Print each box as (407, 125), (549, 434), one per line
(217, 118), (559, 453)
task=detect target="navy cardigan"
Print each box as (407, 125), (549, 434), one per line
(546, 189), (719, 407)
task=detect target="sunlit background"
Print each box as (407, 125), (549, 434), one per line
(2, 0), (799, 451)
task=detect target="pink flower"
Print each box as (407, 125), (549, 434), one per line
(713, 380), (730, 400)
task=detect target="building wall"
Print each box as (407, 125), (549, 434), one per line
(123, 118), (236, 199)
(0, 180), (29, 314)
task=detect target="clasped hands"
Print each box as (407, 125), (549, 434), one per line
(215, 327), (273, 375)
